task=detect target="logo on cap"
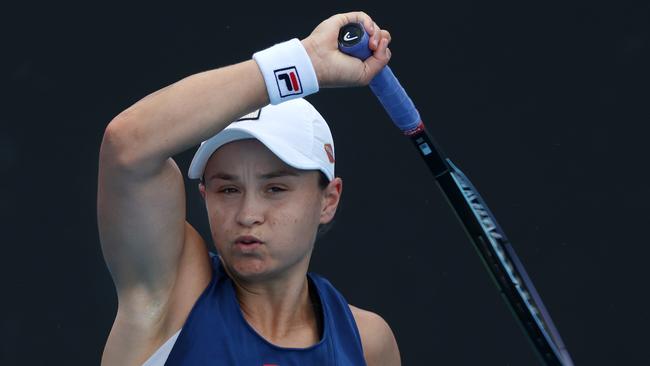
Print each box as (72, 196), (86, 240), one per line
(324, 143), (335, 163)
(236, 109), (261, 121)
(274, 66), (303, 98)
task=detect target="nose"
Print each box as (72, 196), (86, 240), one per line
(235, 192), (264, 227)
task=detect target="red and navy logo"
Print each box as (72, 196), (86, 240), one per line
(274, 66), (303, 98)
(324, 143), (335, 163)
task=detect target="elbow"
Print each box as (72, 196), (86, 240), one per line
(100, 115), (147, 174)
(100, 109), (171, 177)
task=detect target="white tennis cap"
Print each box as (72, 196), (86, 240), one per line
(188, 98), (335, 181)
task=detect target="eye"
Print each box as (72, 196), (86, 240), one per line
(219, 187), (239, 194)
(267, 186), (286, 193)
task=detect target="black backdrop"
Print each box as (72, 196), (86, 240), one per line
(3, 1), (649, 365)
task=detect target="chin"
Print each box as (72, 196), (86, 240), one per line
(227, 257), (275, 280)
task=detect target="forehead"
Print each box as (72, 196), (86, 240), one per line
(204, 139), (297, 176)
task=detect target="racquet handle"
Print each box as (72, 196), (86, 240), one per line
(337, 23), (421, 132)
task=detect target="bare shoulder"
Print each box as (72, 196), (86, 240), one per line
(349, 305), (401, 366)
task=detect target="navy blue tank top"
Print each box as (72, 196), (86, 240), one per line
(164, 253), (367, 365)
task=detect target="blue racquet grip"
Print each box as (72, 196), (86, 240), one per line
(337, 23), (421, 132)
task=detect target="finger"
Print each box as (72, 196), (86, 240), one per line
(376, 37), (391, 63)
(369, 28), (391, 52)
(362, 37), (391, 82)
(370, 28), (390, 52)
(339, 11), (374, 36)
(370, 22), (381, 50)
(381, 29), (392, 45)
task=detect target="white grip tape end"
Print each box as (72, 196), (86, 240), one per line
(253, 38), (319, 105)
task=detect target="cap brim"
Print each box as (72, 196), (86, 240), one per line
(188, 127), (321, 180)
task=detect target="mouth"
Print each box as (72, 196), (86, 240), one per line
(234, 235), (264, 251)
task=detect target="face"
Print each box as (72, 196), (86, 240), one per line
(199, 139), (342, 282)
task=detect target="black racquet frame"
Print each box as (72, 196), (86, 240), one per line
(404, 123), (574, 365)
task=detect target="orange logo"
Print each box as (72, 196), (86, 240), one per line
(324, 143), (335, 163)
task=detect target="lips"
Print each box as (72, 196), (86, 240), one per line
(235, 235), (263, 245)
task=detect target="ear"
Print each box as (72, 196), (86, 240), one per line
(199, 182), (206, 200)
(320, 177), (343, 224)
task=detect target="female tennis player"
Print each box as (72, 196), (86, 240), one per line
(98, 11), (398, 365)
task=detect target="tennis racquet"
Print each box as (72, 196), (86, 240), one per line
(337, 22), (574, 366)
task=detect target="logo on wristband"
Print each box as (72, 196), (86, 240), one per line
(274, 66), (303, 98)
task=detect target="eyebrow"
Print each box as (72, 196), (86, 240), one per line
(207, 169), (300, 182)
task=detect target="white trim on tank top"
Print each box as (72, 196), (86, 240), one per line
(141, 328), (182, 366)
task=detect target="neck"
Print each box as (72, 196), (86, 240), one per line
(226, 262), (321, 347)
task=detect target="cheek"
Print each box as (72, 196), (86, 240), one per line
(279, 199), (322, 238)
(267, 190), (323, 228)
(205, 203), (232, 245)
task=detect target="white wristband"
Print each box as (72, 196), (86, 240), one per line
(253, 38), (319, 105)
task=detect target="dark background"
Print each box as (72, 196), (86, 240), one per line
(2, 1), (649, 365)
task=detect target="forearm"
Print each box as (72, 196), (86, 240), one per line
(103, 11), (392, 177)
(104, 59), (268, 175)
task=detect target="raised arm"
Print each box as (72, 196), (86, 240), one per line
(98, 60), (271, 365)
(98, 59), (268, 299)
